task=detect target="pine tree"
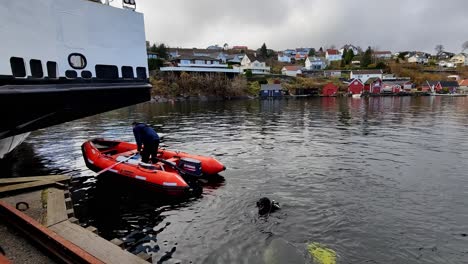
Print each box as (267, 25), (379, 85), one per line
(260, 43), (268, 58)
(361, 47), (372, 67)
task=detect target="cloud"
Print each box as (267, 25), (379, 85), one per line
(134, 0), (468, 53)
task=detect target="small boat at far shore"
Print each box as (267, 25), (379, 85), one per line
(81, 138), (226, 197)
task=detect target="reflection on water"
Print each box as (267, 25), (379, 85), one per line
(3, 96), (468, 263)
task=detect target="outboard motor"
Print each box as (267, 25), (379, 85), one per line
(178, 158), (202, 177)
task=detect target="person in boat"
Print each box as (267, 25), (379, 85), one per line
(132, 122), (160, 164)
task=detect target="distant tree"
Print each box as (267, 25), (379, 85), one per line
(462, 41), (468, 52)
(148, 58), (164, 71)
(345, 49), (355, 64)
(308, 48), (316, 57)
(146, 41), (150, 50)
(435, 44), (444, 54)
(150, 44), (157, 53)
(395, 58), (400, 64)
(156, 43), (169, 59)
(245, 69), (253, 77)
(361, 46), (372, 67)
(398, 52), (408, 60)
(341, 48), (347, 61)
(260, 43), (268, 57)
(376, 61), (387, 69)
(319, 47), (323, 53)
(223, 43), (229, 50)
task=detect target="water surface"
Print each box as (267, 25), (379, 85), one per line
(3, 96), (468, 263)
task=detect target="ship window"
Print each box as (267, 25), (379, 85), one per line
(68, 53), (87, 69)
(121, 66), (134, 79)
(136, 67), (147, 79)
(30, 59), (44, 78)
(65, 70), (77, 79)
(81, 70), (92, 79)
(10, 57), (26, 77)
(95, 64), (118, 79)
(47, 61), (58, 79)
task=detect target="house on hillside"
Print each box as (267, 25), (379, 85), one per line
(322, 83), (339, 96)
(350, 70), (383, 83)
(348, 79), (365, 95)
(160, 54), (241, 75)
(450, 53), (468, 66)
(373, 51), (392, 60)
(238, 55), (270, 74)
(147, 51), (158, 59)
(408, 55), (428, 64)
(277, 52), (292, 63)
(281, 66), (302, 77)
(295, 53), (308, 61)
(326, 49), (341, 61)
(339, 44), (360, 55)
(364, 78), (383, 94)
(436, 51), (455, 60)
(305, 56), (327, 70)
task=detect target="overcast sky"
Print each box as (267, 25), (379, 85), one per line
(130, 0), (467, 53)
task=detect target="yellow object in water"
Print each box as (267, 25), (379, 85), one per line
(307, 242), (337, 264)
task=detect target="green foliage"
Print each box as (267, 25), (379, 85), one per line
(398, 52), (408, 60)
(308, 48), (316, 57)
(375, 61), (387, 69)
(260, 43), (268, 58)
(258, 78), (268, 85)
(247, 81), (261, 95)
(149, 43), (169, 59)
(361, 46), (372, 67)
(245, 69), (253, 77)
(148, 58), (164, 71)
(344, 49), (355, 65)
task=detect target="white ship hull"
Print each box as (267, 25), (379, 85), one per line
(0, 133), (30, 159)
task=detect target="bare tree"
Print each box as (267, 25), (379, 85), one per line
(435, 44), (444, 54)
(462, 41), (468, 52)
(223, 43), (229, 51)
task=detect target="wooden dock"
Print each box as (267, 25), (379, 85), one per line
(0, 175), (151, 264)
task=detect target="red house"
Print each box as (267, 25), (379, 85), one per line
(322, 83), (338, 96)
(348, 79), (364, 95)
(364, 78), (383, 94)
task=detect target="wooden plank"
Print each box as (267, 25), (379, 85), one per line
(50, 221), (149, 264)
(0, 201), (103, 264)
(46, 188), (68, 227)
(0, 175), (70, 185)
(0, 180), (57, 194)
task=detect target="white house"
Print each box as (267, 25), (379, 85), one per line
(350, 70), (383, 83)
(450, 53), (468, 66)
(238, 55), (270, 74)
(408, 55), (428, 64)
(281, 66), (302, 77)
(326, 49), (341, 61)
(161, 55), (241, 74)
(373, 51), (392, 60)
(305, 56), (326, 70)
(277, 52), (292, 63)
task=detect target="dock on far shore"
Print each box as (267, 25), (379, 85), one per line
(0, 175), (152, 264)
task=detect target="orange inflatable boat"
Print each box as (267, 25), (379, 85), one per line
(81, 138), (226, 196)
